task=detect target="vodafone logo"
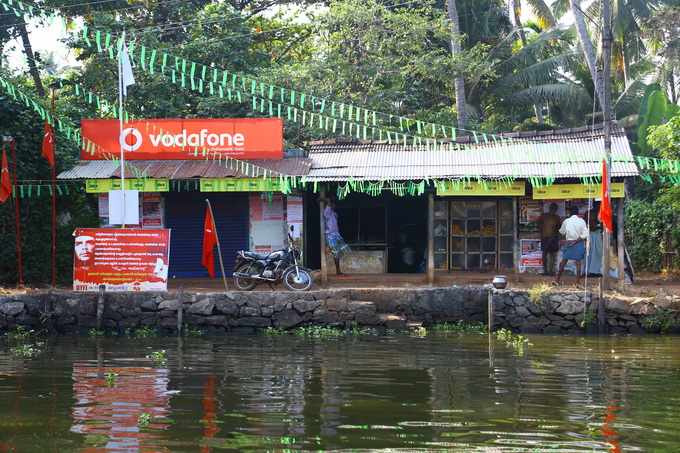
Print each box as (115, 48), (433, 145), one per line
(82, 119), (283, 160)
(120, 127), (143, 152)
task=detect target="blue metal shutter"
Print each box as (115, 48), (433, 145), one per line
(165, 192), (248, 277)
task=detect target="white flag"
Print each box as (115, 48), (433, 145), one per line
(119, 31), (135, 96)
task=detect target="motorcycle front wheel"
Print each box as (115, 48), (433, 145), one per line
(283, 267), (313, 291)
(233, 263), (258, 291)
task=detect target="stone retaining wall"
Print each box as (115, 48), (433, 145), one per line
(0, 287), (677, 335)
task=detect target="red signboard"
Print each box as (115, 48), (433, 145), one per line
(81, 118), (283, 160)
(73, 228), (171, 291)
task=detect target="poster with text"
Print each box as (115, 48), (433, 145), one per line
(520, 239), (542, 267)
(73, 228), (171, 291)
(519, 197), (543, 224)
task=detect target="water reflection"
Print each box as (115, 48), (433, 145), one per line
(71, 361), (171, 451)
(0, 334), (678, 451)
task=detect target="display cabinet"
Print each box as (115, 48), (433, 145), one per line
(447, 198), (515, 271)
(432, 200), (449, 270)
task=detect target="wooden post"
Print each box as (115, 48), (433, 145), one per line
(319, 184), (328, 284)
(96, 284), (105, 330)
(177, 284), (184, 334)
(427, 193), (435, 285)
(617, 200), (625, 282)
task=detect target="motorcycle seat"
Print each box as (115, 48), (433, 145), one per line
(243, 251), (269, 260)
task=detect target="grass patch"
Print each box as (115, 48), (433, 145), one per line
(528, 283), (552, 311)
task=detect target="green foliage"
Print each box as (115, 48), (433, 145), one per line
(5, 326), (44, 357)
(146, 349), (167, 362)
(647, 114), (680, 161)
(432, 320), (487, 332)
(493, 328), (533, 355)
(528, 283), (551, 311)
(107, 371), (116, 387)
(138, 413), (151, 428)
(0, 80), (100, 287)
(407, 326), (427, 337)
(642, 309), (677, 333)
(579, 312), (597, 327)
(625, 196), (680, 273)
(124, 325), (158, 338)
(88, 329), (106, 338)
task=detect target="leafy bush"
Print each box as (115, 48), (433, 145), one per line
(625, 194), (680, 273)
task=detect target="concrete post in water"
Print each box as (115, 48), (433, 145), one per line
(488, 289), (494, 332)
(427, 193), (435, 284)
(96, 285), (105, 330)
(177, 284), (184, 334)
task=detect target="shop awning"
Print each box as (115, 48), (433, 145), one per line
(305, 124), (639, 181)
(57, 157), (313, 180)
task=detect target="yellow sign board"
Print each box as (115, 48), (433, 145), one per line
(532, 183), (624, 199)
(86, 179), (169, 193)
(437, 181), (526, 196)
(200, 178), (281, 192)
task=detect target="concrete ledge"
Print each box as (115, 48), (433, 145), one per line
(0, 287), (677, 335)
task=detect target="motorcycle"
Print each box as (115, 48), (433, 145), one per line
(232, 226), (313, 291)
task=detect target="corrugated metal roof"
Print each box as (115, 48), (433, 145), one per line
(306, 125), (639, 181)
(57, 157), (313, 180)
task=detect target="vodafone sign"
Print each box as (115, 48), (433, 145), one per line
(81, 118), (283, 160)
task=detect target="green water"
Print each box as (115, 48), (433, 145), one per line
(0, 332), (678, 452)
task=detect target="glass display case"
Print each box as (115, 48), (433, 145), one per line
(433, 200), (449, 270)
(445, 198), (516, 271)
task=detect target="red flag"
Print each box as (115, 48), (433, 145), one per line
(42, 119), (55, 166)
(601, 158), (613, 232)
(202, 206), (217, 277)
(0, 149), (11, 203)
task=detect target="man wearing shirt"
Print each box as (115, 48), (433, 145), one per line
(318, 197), (351, 277)
(555, 205), (588, 286)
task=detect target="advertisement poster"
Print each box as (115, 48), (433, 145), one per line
(73, 228), (171, 291)
(519, 197), (543, 224)
(542, 199), (566, 217)
(99, 193), (164, 228)
(520, 239), (543, 267)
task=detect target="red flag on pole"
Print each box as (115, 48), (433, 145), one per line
(0, 149), (11, 203)
(42, 119), (55, 166)
(601, 158), (613, 232)
(202, 205), (217, 277)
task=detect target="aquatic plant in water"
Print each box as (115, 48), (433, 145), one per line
(493, 328), (533, 355)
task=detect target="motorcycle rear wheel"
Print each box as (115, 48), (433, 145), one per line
(233, 263), (258, 291)
(283, 268), (313, 291)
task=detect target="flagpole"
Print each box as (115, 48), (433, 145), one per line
(601, 0), (612, 291)
(206, 199), (228, 291)
(119, 33), (126, 228)
(9, 137), (24, 288)
(50, 89), (57, 287)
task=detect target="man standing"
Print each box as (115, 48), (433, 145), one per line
(555, 205), (588, 286)
(536, 202), (562, 276)
(318, 197), (351, 277)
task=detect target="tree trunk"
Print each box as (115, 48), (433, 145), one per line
(570, 0), (607, 117)
(447, 0), (467, 131)
(18, 20), (45, 98)
(513, 0), (544, 124)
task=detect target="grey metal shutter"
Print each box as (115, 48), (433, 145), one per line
(165, 191), (248, 277)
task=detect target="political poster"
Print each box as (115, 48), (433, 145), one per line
(520, 239), (542, 267)
(73, 228), (171, 291)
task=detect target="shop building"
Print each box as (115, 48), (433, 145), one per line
(303, 124), (638, 281)
(58, 156), (312, 278)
